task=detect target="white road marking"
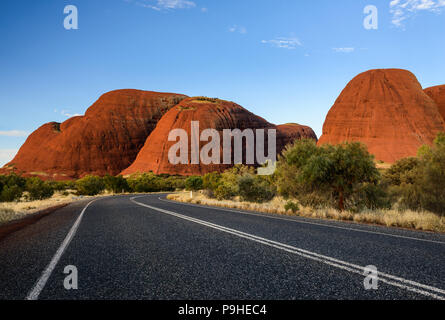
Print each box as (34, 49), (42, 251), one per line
(159, 197), (445, 245)
(132, 197), (445, 300)
(26, 198), (100, 300)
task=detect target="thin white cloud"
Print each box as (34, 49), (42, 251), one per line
(333, 47), (355, 53)
(0, 149), (18, 167)
(56, 109), (82, 118)
(0, 130), (29, 137)
(61, 110), (82, 118)
(229, 25), (247, 34)
(261, 37), (302, 49)
(130, 0), (196, 11)
(390, 0), (445, 27)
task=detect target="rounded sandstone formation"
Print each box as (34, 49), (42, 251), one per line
(277, 123), (318, 144)
(122, 97), (317, 176)
(424, 85), (445, 122)
(5, 90), (187, 180)
(318, 69), (445, 163)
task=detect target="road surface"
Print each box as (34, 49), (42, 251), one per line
(0, 194), (444, 300)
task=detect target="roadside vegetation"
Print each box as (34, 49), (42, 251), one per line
(1, 133), (445, 232)
(0, 173), (187, 225)
(170, 133), (445, 233)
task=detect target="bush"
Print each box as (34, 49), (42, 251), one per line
(413, 133), (445, 214)
(383, 157), (420, 186)
(75, 176), (105, 196)
(238, 174), (275, 203)
(213, 165), (255, 201)
(386, 133), (445, 215)
(284, 201), (299, 214)
(167, 176), (186, 190)
(215, 182), (237, 200)
(103, 175), (129, 194)
(127, 173), (177, 193)
(185, 176), (203, 191)
(347, 183), (391, 212)
(0, 174), (26, 202)
(202, 172), (221, 191)
(1, 185), (23, 202)
(49, 181), (73, 192)
(26, 177), (54, 200)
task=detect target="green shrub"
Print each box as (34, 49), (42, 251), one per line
(1, 185), (23, 202)
(0, 174), (26, 202)
(383, 157), (420, 186)
(185, 176), (203, 191)
(215, 182), (237, 200)
(387, 133), (445, 215)
(103, 175), (129, 194)
(26, 177), (54, 200)
(413, 133), (445, 214)
(49, 181), (72, 192)
(127, 173), (172, 193)
(238, 174), (275, 203)
(166, 176), (186, 190)
(75, 176), (105, 196)
(284, 201), (299, 214)
(202, 172), (221, 191)
(213, 165), (254, 201)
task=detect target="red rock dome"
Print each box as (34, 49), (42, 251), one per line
(4, 90), (187, 180)
(318, 69), (445, 163)
(122, 98), (317, 176)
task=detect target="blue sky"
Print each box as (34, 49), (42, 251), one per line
(1, 0), (445, 166)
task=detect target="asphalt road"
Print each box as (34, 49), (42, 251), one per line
(0, 194), (444, 300)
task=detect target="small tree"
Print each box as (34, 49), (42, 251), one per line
(276, 139), (380, 211)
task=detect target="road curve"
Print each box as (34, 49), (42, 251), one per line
(0, 194), (444, 300)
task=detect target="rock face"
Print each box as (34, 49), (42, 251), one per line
(318, 69), (445, 163)
(424, 85), (445, 122)
(121, 98), (317, 176)
(277, 123), (318, 144)
(5, 90), (187, 179)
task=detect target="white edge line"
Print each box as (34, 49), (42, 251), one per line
(159, 197), (445, 245)
(26, 198), (100, 300)
(132, 197), (445, 300)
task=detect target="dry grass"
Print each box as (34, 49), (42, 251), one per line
(167, 192), (445, 233)
(0, 191), (83, 225)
